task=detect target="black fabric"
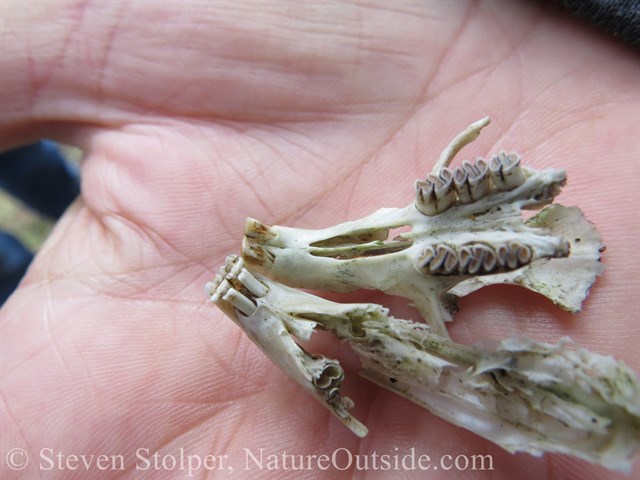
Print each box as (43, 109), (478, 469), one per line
(554, 0), (640, 48)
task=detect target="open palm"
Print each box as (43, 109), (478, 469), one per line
(2, 1), (638, 479)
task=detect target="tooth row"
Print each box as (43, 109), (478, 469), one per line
(205, 255), (269, 316)
(415, 153), (525, 216)
(418, 242), (533, 275)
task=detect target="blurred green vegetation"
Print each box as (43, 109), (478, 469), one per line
(0, 144), (82, 253)
(0, 190), (54, 253)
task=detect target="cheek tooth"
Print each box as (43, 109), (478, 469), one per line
(516, 244), (532, 265)
(458, 246), (473, 272)
(441, 245), (459, 274)
(496, 244), (510, 267)
(482, 250), (498, 272)
(502, 152), (525, 189)
(467, 246), (487, 274)
(419, 246), (436, 272)
(489, 154), (506, 191)
(505, 245), (519, 269)
(415, 179), (438, 216)
(467, 256), (483, 274)
(453, 166), (473, 204)
(418, 242), (536, 276)
(468, 158), (491, 200)
(429, 245), (448, 272)
(415, 169), (457, 216)
(489, 152), (525, 191)
(432, 170), (456, 212)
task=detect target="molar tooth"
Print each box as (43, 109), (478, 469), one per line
(467, 246), (488, 274)
(313, 360), (344, 390)
(489, 155), (506, 191)
(429, 244), (455, 273)
(453, 166), (472, 204)
(490, 152), (525, 191)
(415, 169), (456, 216)
(462, 159), (479, 177)
(501, 152), (525, 188)
(420, 245), (436, 269)
(438, 167), (454, 184)
(429, 170), (455, 207)
(442, 245), (459, 274)
(458, 246), (473, 272)
(415, 179), (438, 216)
(514, 243), (533, 265)
(482, 248), (498, 272)
(467, 257), (483, 274)
(496, 244), (510, 267)
(436, 168), (457, 211)
(468, 158), (491, 200)
(505, 243), (520, 269)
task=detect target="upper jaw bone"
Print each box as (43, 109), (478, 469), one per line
(205, 118), (635, 472)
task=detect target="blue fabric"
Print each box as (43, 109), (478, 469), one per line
(0, 140), (80, 305)
(0, 232), (33, 304)
(0, 140), (80, 219)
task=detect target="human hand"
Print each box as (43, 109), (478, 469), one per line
(1, 1), (638, 479)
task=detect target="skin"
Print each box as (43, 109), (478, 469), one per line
(1, 1), (638, 479)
